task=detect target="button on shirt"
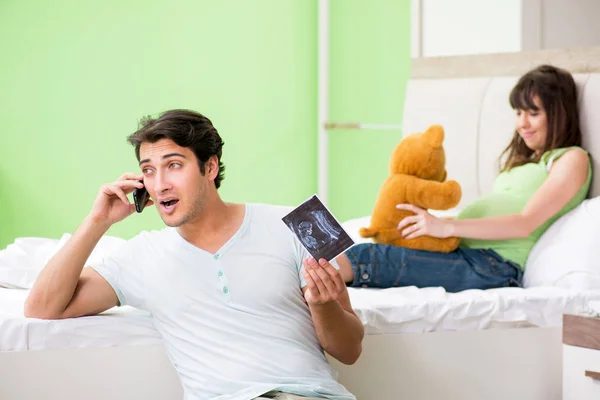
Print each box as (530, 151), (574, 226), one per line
(90, 203), (355, 400)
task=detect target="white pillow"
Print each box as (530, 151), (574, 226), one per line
(524, 197), (600, 290)
(0, 234), (126, 289)
(341, 216), (373, 245)
(0, 238), (60, 289)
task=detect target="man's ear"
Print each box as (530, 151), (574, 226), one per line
(207, 155), (219, 180)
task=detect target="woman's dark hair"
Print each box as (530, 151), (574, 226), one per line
(499, 64), (581, 172)
(127, 109), (225, 188)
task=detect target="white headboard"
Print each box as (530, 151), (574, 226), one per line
(402, 46), (600, 208)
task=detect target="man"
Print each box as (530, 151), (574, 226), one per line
(25, 109), (363, 400)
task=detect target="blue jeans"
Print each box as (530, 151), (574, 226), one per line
(344, 243), (523, 293)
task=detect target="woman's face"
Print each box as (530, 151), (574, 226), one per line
(515, 95), (548, 155)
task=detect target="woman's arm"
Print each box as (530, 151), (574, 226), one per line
(397, 148), (590, 241)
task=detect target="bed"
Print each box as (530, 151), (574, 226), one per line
(2, 286), (600, 400)
(2, 47), (600, 400)
(326, 46), (600, 400)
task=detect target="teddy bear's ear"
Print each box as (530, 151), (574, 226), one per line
(425, 124), (445, 148)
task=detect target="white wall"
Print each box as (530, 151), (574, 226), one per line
(542, 0), (600, 50)
(413, 0), (600, 58)
(421, 0), (522, 57)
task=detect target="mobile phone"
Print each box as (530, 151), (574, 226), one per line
(133, 181), (150, 213)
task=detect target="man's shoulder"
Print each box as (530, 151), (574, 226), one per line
(246, 203), (298, 243)
(120, 227), (178, 250)
(96, 228), (180, 268)
(248, 202), (295, 219)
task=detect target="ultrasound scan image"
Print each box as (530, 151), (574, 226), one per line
(282, 195), (354, 261)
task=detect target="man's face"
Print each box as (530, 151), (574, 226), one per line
(139, 139), (212, 227)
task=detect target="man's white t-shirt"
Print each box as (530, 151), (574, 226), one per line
(90, 203), (355, 400)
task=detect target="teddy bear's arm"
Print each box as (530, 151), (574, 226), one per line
(405, 178), (462, 210)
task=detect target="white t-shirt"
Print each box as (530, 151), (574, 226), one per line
(90, 203), (355, 400)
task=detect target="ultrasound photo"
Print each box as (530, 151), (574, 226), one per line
(282, 195), (355, 262)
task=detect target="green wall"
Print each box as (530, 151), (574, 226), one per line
(0, 0), (411, 249)
(329, 0), (411, 222)
(0, 0), (319, 248)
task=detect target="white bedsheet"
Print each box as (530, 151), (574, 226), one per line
(349, 286), (600, 334)
(0, 289), (161, 352)
(0, 234), (126, 289)
(3, 286), (600, 352)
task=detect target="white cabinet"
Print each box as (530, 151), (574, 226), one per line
(563, 314), (600, 400)
(563, 345), (600, 399)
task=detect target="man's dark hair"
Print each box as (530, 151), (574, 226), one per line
(127, 109), (225, 188)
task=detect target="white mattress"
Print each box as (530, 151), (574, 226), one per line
(3, 286), (600, 352)
(348, 286), (600, 334)
(0, 289), (161, 352)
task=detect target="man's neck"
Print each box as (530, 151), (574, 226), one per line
(176, 198), (246, 253)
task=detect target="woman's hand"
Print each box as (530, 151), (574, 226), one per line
(396, 204), (454, 239)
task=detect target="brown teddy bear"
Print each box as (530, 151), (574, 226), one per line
(359, 124), (462, 253)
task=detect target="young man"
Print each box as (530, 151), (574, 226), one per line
(25, 110), (363, 400)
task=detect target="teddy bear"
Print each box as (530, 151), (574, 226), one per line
(359, 124), (462, 253)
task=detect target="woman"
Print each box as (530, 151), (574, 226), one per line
(336, 65), (592, 292)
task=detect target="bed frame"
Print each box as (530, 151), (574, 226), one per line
(0, 328), (561, 400)
(330, 327), (562, 399)
(0, 344), (182, 399)
(1, 47), (600, 400)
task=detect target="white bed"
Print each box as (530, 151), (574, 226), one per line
(0, 289), (160, 352)
(2, 47), (600, 400)
(0, 289), (182, 400)
(2, 285), (600, 400)
(3, 286), (600, 352)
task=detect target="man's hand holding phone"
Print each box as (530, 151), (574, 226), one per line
(88, 173), (153, 228)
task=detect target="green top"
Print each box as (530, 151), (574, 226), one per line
(457, 146), (592, 269)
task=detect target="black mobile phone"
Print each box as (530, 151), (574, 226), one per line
(133, 182), (150, 213)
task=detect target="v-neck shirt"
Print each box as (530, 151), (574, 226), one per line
(89, 203), (355, 400)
